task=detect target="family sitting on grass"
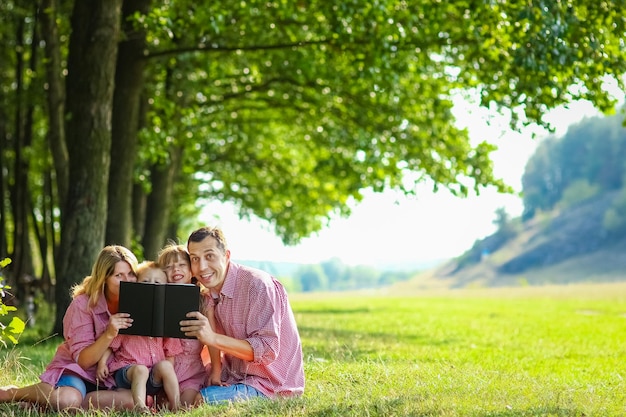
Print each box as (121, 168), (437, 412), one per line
(0, 226), (305, 413)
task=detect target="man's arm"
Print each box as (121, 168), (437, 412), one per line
(180, 312), (254, 361)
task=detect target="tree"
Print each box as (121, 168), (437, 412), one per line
(297, 264), (328, 292)
(522, 112), (626, 217)
(2, 1), (626, 333)
(522, 137), (562, 218)
(53, 0), (123, 333)
(106, 0), (153, 249)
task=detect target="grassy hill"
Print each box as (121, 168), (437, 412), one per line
(402, 191), (626, 290)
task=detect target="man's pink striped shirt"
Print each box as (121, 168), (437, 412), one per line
(208, 262), (305, 398)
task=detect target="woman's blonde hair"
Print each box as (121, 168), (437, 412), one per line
(72, 245), (139, 307)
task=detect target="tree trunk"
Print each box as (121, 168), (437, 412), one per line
(0, 101), (7, 259)
(9, 12), (36, 304)
(39, 0), (67, 306)
(15, 1), (41, 302)
(41, 170), (56, 303)
(141, 146), (182, 261)
(53, 0), (122, 335)
(106, 0), (152, 247)
(40, 0), (68, 215)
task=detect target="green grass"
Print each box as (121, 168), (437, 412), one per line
(1, 283), (626, 416)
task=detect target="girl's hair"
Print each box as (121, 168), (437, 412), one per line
(157, 243), (191, 269)
(187, 226), (228, 253)
(72, 245), (139, 307)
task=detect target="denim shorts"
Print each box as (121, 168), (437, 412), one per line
(56, 374), (100, 398)
(199, 384), (267, 404)
(114, 365), (163, 395)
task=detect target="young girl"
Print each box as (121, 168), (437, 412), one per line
(97, 261), (182, 412)
(157, 244), (222, 408)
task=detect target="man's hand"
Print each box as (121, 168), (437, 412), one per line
(180, 311), (216, 345)
(181, 312), (255, 362)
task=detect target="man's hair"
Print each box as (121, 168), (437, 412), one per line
(187, 226), (228, 253)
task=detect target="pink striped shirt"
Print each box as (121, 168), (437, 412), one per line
(208, 262), (305, 398)
(40, 293), (110, 387)
(104, 335), (183, 388)
(173, 338), (206, 392)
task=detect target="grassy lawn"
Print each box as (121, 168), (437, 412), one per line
(1, 282), (625, 416)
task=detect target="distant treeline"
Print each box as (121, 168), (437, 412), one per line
(240, 258), (418, 293)
(456, 108), (626, 271)
(522, 108), (626, 228)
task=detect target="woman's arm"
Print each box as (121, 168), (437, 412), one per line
(77, 312), (131, 370)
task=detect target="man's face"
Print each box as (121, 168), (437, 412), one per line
(188, 235), (230, 291)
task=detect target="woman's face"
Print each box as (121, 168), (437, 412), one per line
(163, 255), (192, 284)
(105, 260), (137, 301)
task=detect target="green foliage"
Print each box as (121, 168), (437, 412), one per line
(453, 206), (521, 270)
(492, 206), (520, 239)
(603, 185), (626, 235)
(559, 179), (601, 209)
(6, 0), (626, 331)
(2, 284), (626, 416)
(296, 264), (329, 292)
(523, 111), (626, 217)
(0, 259), (25, 347)
(129, 0), (626, 244)
(293, 259), (418, 292)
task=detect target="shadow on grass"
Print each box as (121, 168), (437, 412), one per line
(476, 406), (589, 417)
(0, 393), (591, 417)
(219, 395), (590, 417)
(296, 308), (372, 315)
(299, 324), (457, 362)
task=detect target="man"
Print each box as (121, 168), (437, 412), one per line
(180, 226), (305, 404)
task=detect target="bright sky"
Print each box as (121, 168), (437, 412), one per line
(199, 96), (610, 268)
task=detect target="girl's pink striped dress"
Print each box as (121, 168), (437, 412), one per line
(175, 338), (207, 393)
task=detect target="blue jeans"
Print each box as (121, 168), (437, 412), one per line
(57, 374), (99, 398)
(199, 384), (267, 404)
(114, 365), (162, 396)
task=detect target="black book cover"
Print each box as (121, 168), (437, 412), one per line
(118, 281), (200, 339)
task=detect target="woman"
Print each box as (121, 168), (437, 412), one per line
(0, 245), (138, 411)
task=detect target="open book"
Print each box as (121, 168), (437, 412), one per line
(118, 281), (200, 339)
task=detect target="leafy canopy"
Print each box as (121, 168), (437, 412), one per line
(129, 1), (626, 243)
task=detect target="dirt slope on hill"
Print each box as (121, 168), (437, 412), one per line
(408, 192), (626, 289)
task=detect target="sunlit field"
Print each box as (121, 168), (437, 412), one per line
(1, 282), (625, 416)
